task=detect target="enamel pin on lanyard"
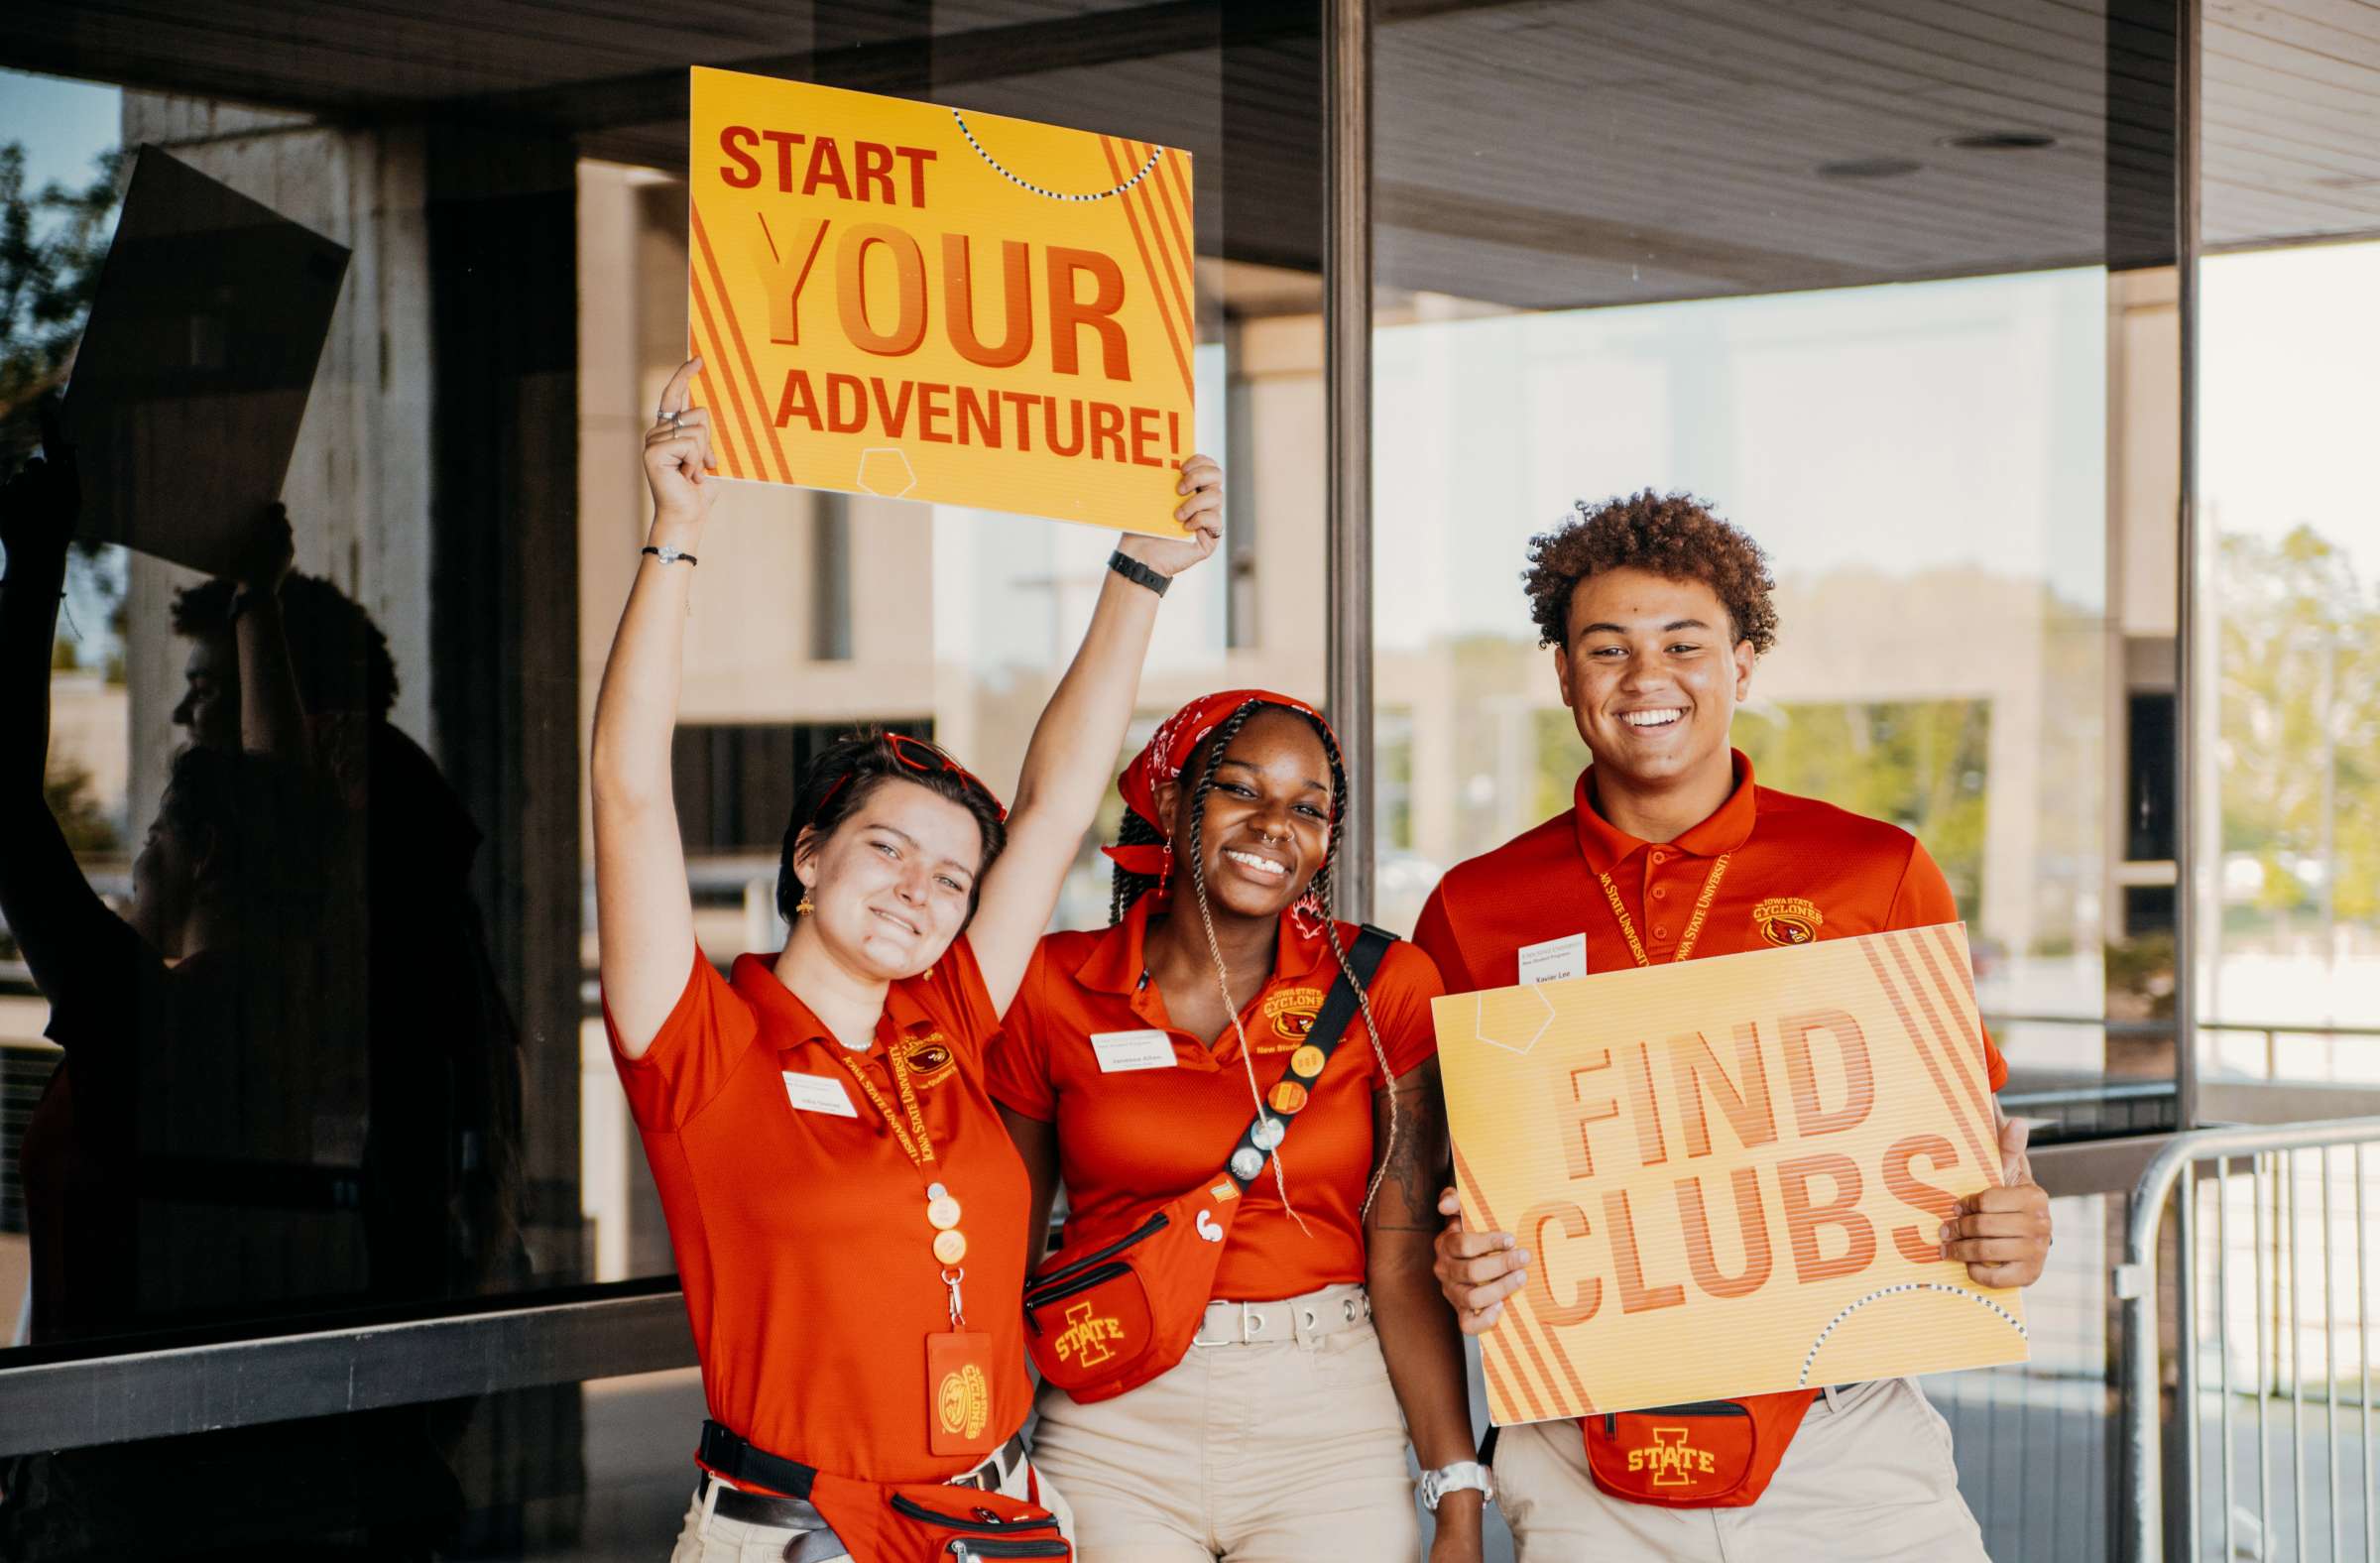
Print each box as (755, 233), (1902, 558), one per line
(830, 1043), (1000, 1457)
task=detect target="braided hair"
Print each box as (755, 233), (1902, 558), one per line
(1125, 698), (1403, 1222)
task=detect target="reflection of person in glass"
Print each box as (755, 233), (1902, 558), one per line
(0, 420), (460, 1559)
(990, 691), (1487, 1563)
(167, 509), (525, 1300)
(0, 432), (363, 1345)
(1419, 493), (2054, 1561)
(594, 358), (1219, 1562)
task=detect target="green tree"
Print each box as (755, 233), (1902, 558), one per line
(0, 140), (123, 465)
(2216, 525), (2380, 924)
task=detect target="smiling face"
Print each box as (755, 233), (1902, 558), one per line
(1158, 706), (1336, 924)
(790, 777), (987, 982)
(1554, 566), (1756, 795)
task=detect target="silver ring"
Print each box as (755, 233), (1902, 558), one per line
(669, 414), (682, 434)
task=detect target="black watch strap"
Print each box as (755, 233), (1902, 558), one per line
(1107, 549), (1170, 597)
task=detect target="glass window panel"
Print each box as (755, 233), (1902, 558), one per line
(1372, 1), (2182, 1142)
(0, 3), (1316, 1381)
(2196, 2), (2380, 1109)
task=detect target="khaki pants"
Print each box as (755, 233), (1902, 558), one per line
(1029, 1283), (1422, 1563)
(665, 1441), (1071, 1562)
(1494, 1378), (1988, 1563)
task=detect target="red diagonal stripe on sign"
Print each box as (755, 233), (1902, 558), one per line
(686, 259), (766, 484)
(686, 279), (757, 481)
(689, 200), (793, 485)
(1134, 143), (1198, 357)
(1915, 925), (1997, 1115)
(1860, 938), (1996, 1178)
(1886, 934), (1996, 1159)
(1453, 1141), (1591, 1419)
(1097, 135), (1194, 402)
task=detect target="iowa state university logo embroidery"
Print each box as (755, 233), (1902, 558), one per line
(935, 1362), (991, 1441)
(902, 1033), (958, 1085)
(1055, 1298), (1127, 1368)
(1258, 988), (1325, 1050)
(1627, 1426), (1719, 1489)
(1752, 896), (1823, 946)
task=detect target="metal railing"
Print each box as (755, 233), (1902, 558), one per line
(2119, 1117), (2380, 1562)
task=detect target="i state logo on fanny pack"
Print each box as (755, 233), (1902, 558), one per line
(1054, 1299), (1129, 1368)
(1627, 1425), (1720, 1488)
(1752, 897), (1824, 946)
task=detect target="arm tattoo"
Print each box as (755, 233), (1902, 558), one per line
(1372, 1074), (1450, 1232)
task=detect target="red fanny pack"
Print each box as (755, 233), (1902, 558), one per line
(1022, 926), (1393, 1404)
(806, 1469), (1069, 1562)
(1581, 1390), (1817, 1508)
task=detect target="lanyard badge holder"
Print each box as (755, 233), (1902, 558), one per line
(832, 1044), (1000, 1459)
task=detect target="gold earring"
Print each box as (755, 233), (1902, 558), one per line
(795, 890), (815, 915)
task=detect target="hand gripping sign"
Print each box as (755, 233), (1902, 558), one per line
(686, 66), (1194, 534)
(1433, 923), (2028, 1424)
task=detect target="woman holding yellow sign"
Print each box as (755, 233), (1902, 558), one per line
(990, 691), (1485, 1563)
(593, 357), (1221, 1563)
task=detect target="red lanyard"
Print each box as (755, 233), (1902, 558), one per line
(1596, 853), (1731, 967)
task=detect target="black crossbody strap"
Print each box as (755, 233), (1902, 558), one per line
(1220, 924), (1395, 1191)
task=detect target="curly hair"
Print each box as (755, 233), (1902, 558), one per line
(172, 571), (401, 719)
(1521, 490), (1779, 656)
(775, 730), (1009, 926)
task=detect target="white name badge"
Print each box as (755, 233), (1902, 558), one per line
(1517, 932), (1589, 986)
(1090, 1029), (1177, 1073)
(780, 1071), (858, 1117)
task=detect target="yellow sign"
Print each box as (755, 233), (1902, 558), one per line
(1433, 922), (2027, 1424)
(686, 67), (1195, 533)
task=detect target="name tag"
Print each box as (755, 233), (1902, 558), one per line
(1518, 932), (1589, 986)
(781, 1071), (858, 1117)
(1090, 1029), (1177, 1072)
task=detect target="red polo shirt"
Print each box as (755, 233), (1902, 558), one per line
(607, 939), (1031, 1486)
(987, 900), (1443, 1303)
(1412, 750), (2006, 1456)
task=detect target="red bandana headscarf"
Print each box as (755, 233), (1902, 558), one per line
(1102, 689), (1335, 887)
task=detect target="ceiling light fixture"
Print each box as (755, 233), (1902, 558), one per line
(1816, 158), (1923, 180)
(1942, 132), (2059, 151)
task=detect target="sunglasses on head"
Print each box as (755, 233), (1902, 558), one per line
(819, 733), (1009, 822)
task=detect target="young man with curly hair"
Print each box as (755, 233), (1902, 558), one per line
(1412, 491), (2053, 1561)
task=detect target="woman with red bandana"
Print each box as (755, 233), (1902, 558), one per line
(988, 691), (1487, 1563)
(594, 359), (1223, 1562)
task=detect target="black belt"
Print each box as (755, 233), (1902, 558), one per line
(697, 1420), (1028, 1523)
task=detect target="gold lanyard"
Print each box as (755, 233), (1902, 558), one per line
(832, 1043), (937, 1169)
(1596, 853), (1731, 967)
(830, 1040), (973, 1322)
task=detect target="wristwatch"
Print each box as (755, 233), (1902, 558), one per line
(1417, 1460), (1494, 1511)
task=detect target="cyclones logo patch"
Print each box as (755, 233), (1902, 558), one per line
(935, 1362), (992, 1440)
(1752, 897), (1823, 947)
(1260, 988), (1325, 1048)
(902, 1033), (957, 1085)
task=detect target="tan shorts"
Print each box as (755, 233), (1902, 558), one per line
(1027, 1282), (1422, 1563)
(1493, 1378), (1987, 1563)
